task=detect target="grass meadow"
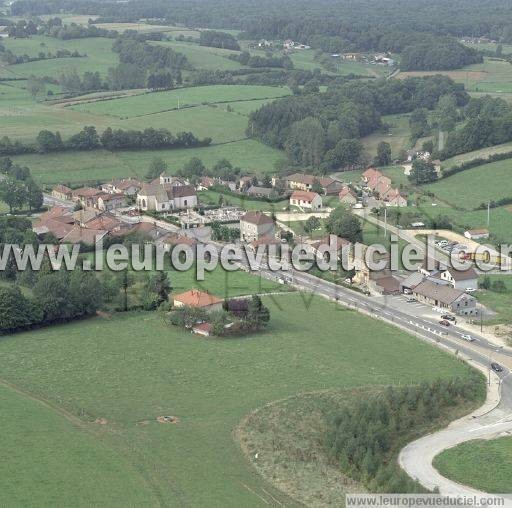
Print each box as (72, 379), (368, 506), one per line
(425, 158), (512, 209)
(2, 82), (289, 185)
(70, 85), (291, 117)
(396, 58), (512, 94)
(434, 437), (512, 493)
(361, 113), (413, 159)
(12, 139), (285, 186)
(0, 293), (475, 506)
(151, 40), (243, 70)
(0, 36), (119, 78)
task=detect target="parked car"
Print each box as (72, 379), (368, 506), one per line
(466, 288), (477, 293)
(491, 362), (504, 373)
(439, 320), (451, 327)
(406, 298), (417, 303)
(441, 314), (456, 321)
(461, 334), (475, 342)
(403, 288), (412, 295)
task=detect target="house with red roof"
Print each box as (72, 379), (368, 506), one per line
(338, 186), (357, 206)
(173, 290), (223, 312)
(290, 190), (322, 210)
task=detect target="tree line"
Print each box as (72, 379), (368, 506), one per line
(0, 126), (211, 156)
(326, 374), (484, 492)
(199, 30), (240, 50)
(228, 51), (293, 69)
(440, 96), (512, 159)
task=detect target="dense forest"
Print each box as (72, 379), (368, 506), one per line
(8, 0), (512, 70)
(248, 75), (468, 170)
(10, 0), (512, 41)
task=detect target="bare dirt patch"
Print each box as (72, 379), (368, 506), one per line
(94, 417), (108, 425)
(156, 415), (180, 424)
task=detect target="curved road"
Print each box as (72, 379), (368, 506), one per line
(236, 256), (512, 496)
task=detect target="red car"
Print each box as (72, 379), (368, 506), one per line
(439, 320), (451, 327)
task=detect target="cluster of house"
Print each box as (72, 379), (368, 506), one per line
(33, 205), (136, 245)
(332, 52), (394, 66)
(359, 167), (407, 207)
(283, 39), (311, 50)
(52, 174), (198, 214)
(33, 204), (202, 247)
(237, 211), (479, 316)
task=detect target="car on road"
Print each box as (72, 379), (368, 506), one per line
(441, 314), (456, 321)
(406, 297), (417, 303)
(439, 320), (451, 327)
(465, 288), (477, 293)
(491, 362), (504, 373)
(461, 334), (476, 342)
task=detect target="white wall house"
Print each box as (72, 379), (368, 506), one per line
(290, 190), (322, 210)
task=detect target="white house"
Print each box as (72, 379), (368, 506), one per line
(440, 267), (479, 291)
(464, 228), (490, 240)
(290, 190), (322, 210)
(137, 183), (197, 211)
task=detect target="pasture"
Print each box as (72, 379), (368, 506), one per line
(361, 113), (413, 159)
(11, 139), (285, 186)
(151, 40), (243, 70)
(70, 85), (291, 117)
(0, 293), (475, 506)
(441, 141), (512, 168)
(424, 158), (512, 210)
(396, 58), (512, 94)
(434, 437), (512, 493)
(0, 36), (119, 78)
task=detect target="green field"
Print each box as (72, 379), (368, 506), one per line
(441, 141), (512, 168)
(0, 82), (287, 152)
(0, 381), (154, 507)
(12, 139), (285, 186)
(461, 41), (512, 55)
(0, 293), (475, 506)
(0, 36), (119, 78)
(361, 114), (413, 159)
(425, 158), (512, 209)
(434, 437), (512, 493)
(70, 85), (291, 117)
(476, 275), (512, 324)
(396, 58), (512, 95)
(151, 40), (243, 70)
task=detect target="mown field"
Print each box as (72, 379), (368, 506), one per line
(12, 139), (285, 186)
(441, 141), (512, 168)
(1, 81), (287, 145)
(434, 437), (512, 493)
(0, 293), (475, 506)
(425, 158), (512, 209)
(151, 40), (243, 70)
(461, 41), (512, 55)
(396, 58), (512, 94)
(361, 113), (413, 159)
(0, 36), (119, 78)
(70, 85), (291, 117)
(2, 81), (289, 184)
